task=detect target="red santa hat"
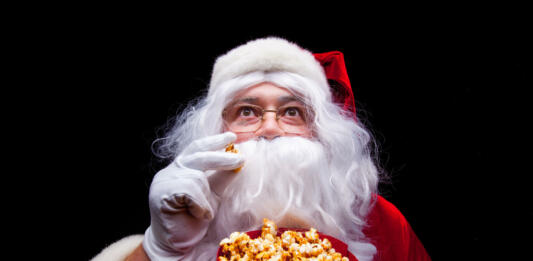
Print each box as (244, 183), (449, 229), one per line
(209, 37), (356, 117)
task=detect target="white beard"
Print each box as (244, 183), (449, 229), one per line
(187, 137), (376, 261)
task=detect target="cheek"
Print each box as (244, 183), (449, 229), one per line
(301, 127), (313, 138)
(227, 126), (315, 144)
(235, 132), (255, 143)
(235, 128), (315, 143)
(223, 126), (256, 144)
(294, 125), (314, 139)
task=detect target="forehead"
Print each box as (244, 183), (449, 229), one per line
(230, 82), (301, 105)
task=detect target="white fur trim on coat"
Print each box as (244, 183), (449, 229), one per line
(209, 37), (328, 93)
(91, 235), (144, 261)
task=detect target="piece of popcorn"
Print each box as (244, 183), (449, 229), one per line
(261, 218), (277, 238)
(309, 243), (324, 256)
(305, 227), (319, 242)
(321, 238), (332, 250)
(224, 143), (242, 173)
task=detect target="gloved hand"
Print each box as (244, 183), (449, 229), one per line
(143, 132), (244, 261)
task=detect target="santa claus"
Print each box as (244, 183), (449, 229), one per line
(91, 37), (431, 261)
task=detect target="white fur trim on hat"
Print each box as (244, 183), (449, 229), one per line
(209, 37), (328, 93)
(90, 234), (144, 261)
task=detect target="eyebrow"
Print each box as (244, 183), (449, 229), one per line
(277, 95), (302, 104)
(234, 97), (259, 104)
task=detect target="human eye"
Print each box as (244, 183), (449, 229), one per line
(279, 105), (308, 122)
(283, 107), (301, 117)
(237, 105), (259, 118)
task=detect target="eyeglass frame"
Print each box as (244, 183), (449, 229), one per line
(221, 103), (314, 134)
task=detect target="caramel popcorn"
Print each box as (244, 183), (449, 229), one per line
(218, 218), (349, 261)
(225, 143), (242, 173)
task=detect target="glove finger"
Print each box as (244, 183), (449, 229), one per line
(180, 151), (244, 172)
(187, 198), (214, 220)
(162, 194), (213, 220)
(182, 132), (237, 155)
(160, 193), (189, 214)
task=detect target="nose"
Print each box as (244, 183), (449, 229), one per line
(254, 111), (285, 140)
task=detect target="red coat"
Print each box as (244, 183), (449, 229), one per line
(364, 195), (431, 261)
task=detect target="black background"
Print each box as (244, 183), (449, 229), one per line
(15, 10), (529, 261)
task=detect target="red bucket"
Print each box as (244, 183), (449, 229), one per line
(216, 228), (358, 260)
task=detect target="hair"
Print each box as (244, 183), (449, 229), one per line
(153, 71), (384, 260)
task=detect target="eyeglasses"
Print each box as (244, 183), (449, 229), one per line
(222, 103), (313, 134)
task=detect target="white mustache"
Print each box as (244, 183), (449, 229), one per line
(213, 137), (338, 237)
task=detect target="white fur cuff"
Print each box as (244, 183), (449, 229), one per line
(91, 235), (144, 261)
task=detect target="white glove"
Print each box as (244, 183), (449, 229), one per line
(143, 132), (244, 261)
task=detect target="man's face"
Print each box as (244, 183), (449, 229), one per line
(222, 82), (313, 143)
